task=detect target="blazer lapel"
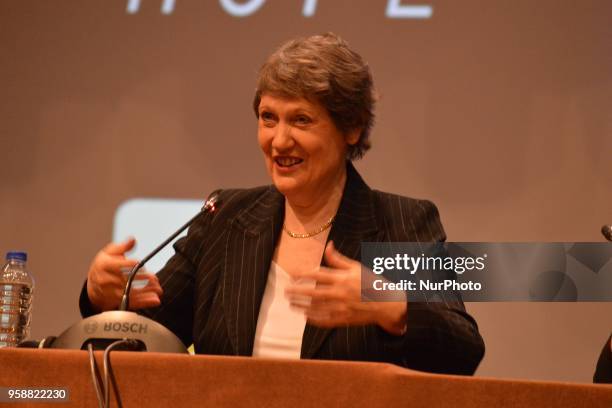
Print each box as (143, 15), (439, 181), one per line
(221, 186), (284, 356)
(301, 162), (384, 359)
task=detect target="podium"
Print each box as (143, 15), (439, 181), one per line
(1, 348), (610, 407)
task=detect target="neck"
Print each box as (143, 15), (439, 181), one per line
(284, 165), (347, 233)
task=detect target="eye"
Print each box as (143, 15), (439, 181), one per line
(260, 111), (276, 126)
(294, 114), (312, 126)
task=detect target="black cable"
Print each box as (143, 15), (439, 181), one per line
(106, 350), (124, 408)
(87, 343), (104, 408)
(103, 339), (131, 408)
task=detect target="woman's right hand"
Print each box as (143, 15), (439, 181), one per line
(86, 237), (163, 312)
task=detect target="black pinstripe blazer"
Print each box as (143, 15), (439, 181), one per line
(81, 162), (484, 375)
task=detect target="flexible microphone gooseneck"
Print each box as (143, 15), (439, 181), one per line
(119, 194), (219, 311)
(602, 225), (612, 242)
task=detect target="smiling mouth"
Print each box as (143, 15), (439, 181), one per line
(274, 157), (303, 168)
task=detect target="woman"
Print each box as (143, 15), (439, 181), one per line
(82, 33), (485, 375)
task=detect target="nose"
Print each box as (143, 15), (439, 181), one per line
(271, 121), (295, 152)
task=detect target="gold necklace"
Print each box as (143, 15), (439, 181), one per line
(283, 215), (335, 239)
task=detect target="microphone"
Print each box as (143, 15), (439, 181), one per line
(602, 225), (612, 242)
(120, 194), (219, 310)
(50, 194), (220, 352)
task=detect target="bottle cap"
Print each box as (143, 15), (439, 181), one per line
(6, 252), (27, 262)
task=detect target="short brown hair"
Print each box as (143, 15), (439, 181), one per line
(253, 33), (376, 160)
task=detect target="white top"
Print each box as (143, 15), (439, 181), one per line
(252, 261), (314, 359)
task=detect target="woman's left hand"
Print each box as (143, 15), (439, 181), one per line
(285, 241), (408, 335)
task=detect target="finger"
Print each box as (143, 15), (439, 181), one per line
(323, 241), (354, 270)
(293, 270), (340, 284)
(132, 271), (159, 282)
(103, 237), (136, 256)
(130, 286), (163, 299)
(131, 278), (163, 297)
(130, 279), (159, 305)
(129, 292), (161, 309)
(290, 298), (342, 312)
(101, 256), (139, 272)
(285, 286), (343, 301)
(289, 301), (310, 311)
(144, 274), (163, 291)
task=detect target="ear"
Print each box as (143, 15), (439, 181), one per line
(345, 128), (361, 146)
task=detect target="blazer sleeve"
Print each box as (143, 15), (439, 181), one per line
(375, 197), (485, 375)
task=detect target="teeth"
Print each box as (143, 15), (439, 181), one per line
(275, 157), (303, 167)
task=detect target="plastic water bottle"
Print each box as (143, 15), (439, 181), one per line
(0, 252), (35, 347)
